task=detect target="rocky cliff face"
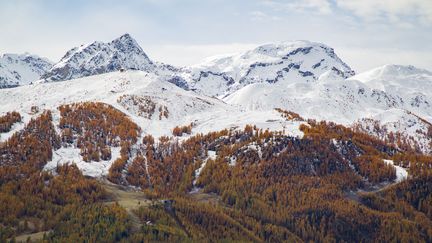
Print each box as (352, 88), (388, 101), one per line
(40, 34), (155, 82)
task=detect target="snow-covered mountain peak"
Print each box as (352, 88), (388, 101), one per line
(250, 40), (331, 57)
(1, 53), (52, 65)
(182, 40), (355, 97)
(40, 34), (155, 82)
(2, 53), (29, 60)
(350, 64), (432, 97)
(352, 64), (432, 81)
(0, 53), (53, 88)
(110, 33), (144, 52)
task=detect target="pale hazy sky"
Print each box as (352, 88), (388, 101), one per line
(0, 0), (431, 72)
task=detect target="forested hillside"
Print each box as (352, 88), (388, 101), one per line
(1, 104), (431, 242)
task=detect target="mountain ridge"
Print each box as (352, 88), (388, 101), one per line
(40, 33), (155, 82)
(1, 34), (431, 152)
(0, 53), (53, 88)
(179, 40), (355, 97)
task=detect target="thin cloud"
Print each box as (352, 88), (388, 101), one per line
(250, 10), (268, 20)
(261, 0), (332, 15)
(261, 0), (432, 26)
(335, 0), (432, 26)
(249, 10), (281, 21)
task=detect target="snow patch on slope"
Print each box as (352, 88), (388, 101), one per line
(0, 112), (32, 143)
(45, 147), (121, 177)
(383, 159), (408, 183)
(192, 151), (216, 187)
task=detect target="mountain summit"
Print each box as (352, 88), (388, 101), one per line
(0, 53), (53, 88)
(181, 40), (355, 97)
(41, 33), (155, 82)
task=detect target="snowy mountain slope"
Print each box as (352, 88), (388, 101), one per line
(1, 70), (303, 138)
(1, 35), (432, 165)
(350, 64), (432, 95)
(40, 34), (156, 82)
(225, 68), (417, 122)
(354, 109), (432, 154)
(179, 40), (354, 97)
(0, 70), (304, 176)
(223, 65), (432, 153)
(0, 53), (53, 88)
(349, 65), (432, 114)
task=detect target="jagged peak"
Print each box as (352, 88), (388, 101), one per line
(42, 34), (154, 82)
(112, 33), (134, 43)
(110, 33), (148, 58)
(57, 34), (146, 65)
(111, 33), (139, 48)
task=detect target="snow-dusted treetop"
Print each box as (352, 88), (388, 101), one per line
(40, 33), (155, 82)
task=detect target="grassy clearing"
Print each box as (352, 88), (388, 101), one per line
(12, 231), (51, 243)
